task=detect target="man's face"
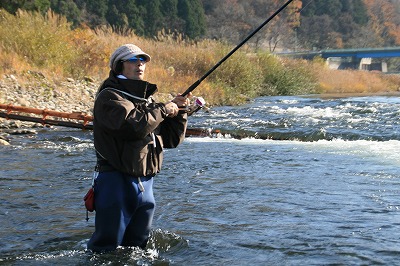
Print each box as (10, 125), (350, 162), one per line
(122, 57), (146, 80)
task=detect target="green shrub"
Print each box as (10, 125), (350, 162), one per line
(207, 46), (263, 104)
(257, 53), (318, 95)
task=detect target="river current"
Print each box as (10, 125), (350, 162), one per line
(1, 95), (399, 265)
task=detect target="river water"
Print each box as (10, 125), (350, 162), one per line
(1, 95), (400, 265)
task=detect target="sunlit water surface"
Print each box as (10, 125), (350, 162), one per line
(1, 95), (400, 265)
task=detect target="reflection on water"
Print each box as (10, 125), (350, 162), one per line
(1, 96), (400, 265)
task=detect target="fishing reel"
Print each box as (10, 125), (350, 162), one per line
(180, 96), (207, 116)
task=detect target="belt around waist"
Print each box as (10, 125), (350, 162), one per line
(96, 161), (115, 172)
(95, 161), (156, 179)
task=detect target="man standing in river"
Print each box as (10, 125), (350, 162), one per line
(87, 44), (189, 252)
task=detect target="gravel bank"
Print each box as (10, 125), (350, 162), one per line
(0, 73), (98, 144)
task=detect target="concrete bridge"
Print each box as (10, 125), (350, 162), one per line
(276, 47), (400, 72)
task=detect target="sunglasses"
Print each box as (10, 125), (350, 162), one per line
(123, 56), (146, 63)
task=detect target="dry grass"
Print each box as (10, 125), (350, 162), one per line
(0, 9), (399, 107)
(315, 66), (400, 94)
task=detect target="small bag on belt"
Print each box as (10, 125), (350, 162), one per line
(84, 187), (95, 212)
(83, 170), (98, 221)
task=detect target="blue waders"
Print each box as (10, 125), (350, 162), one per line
(87, 171), (155, 252)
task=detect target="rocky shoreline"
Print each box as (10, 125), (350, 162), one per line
(0, 73), (96, 113)
(0, 73), (98, 145)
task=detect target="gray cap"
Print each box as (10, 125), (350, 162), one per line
(109, 44), (151, 71)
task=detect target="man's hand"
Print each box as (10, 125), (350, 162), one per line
(165, 93), (192, 117)
(172, 93), (191, 108)
(164, 101), (179, 117)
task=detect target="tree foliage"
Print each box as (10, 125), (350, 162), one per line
(0, 0), (206, 38)
(363, 0), (400, 46)
(201, 0), (400, 50)
(1, 0), (51, 14)
(298, 0), (370, 49)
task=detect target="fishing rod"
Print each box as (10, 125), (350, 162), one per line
(182, 0), (294, 98)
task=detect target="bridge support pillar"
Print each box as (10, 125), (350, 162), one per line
(326, 57), (387, 72)
(359, 57), (371, 70)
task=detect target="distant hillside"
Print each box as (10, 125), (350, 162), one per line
(202, 0), (400, 51)
(1, 0), (400, 51)
(0, 0), (206, 39)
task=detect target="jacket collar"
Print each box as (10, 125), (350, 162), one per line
(98, 71), (158, 99)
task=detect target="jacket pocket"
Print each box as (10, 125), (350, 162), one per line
(121, 139), (149, 176)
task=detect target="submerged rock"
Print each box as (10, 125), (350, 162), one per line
(0, 138), (9, 145)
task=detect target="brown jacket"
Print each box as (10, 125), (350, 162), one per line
(93, 72), (187, 176)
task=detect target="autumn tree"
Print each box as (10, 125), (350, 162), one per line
(297, 0), (369, 49)
(363, 0), (400, 46)
(202, 0), (302, 51)
(202, 0), (248, 43)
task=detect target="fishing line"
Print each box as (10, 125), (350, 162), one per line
(298, 0), (315, 14)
